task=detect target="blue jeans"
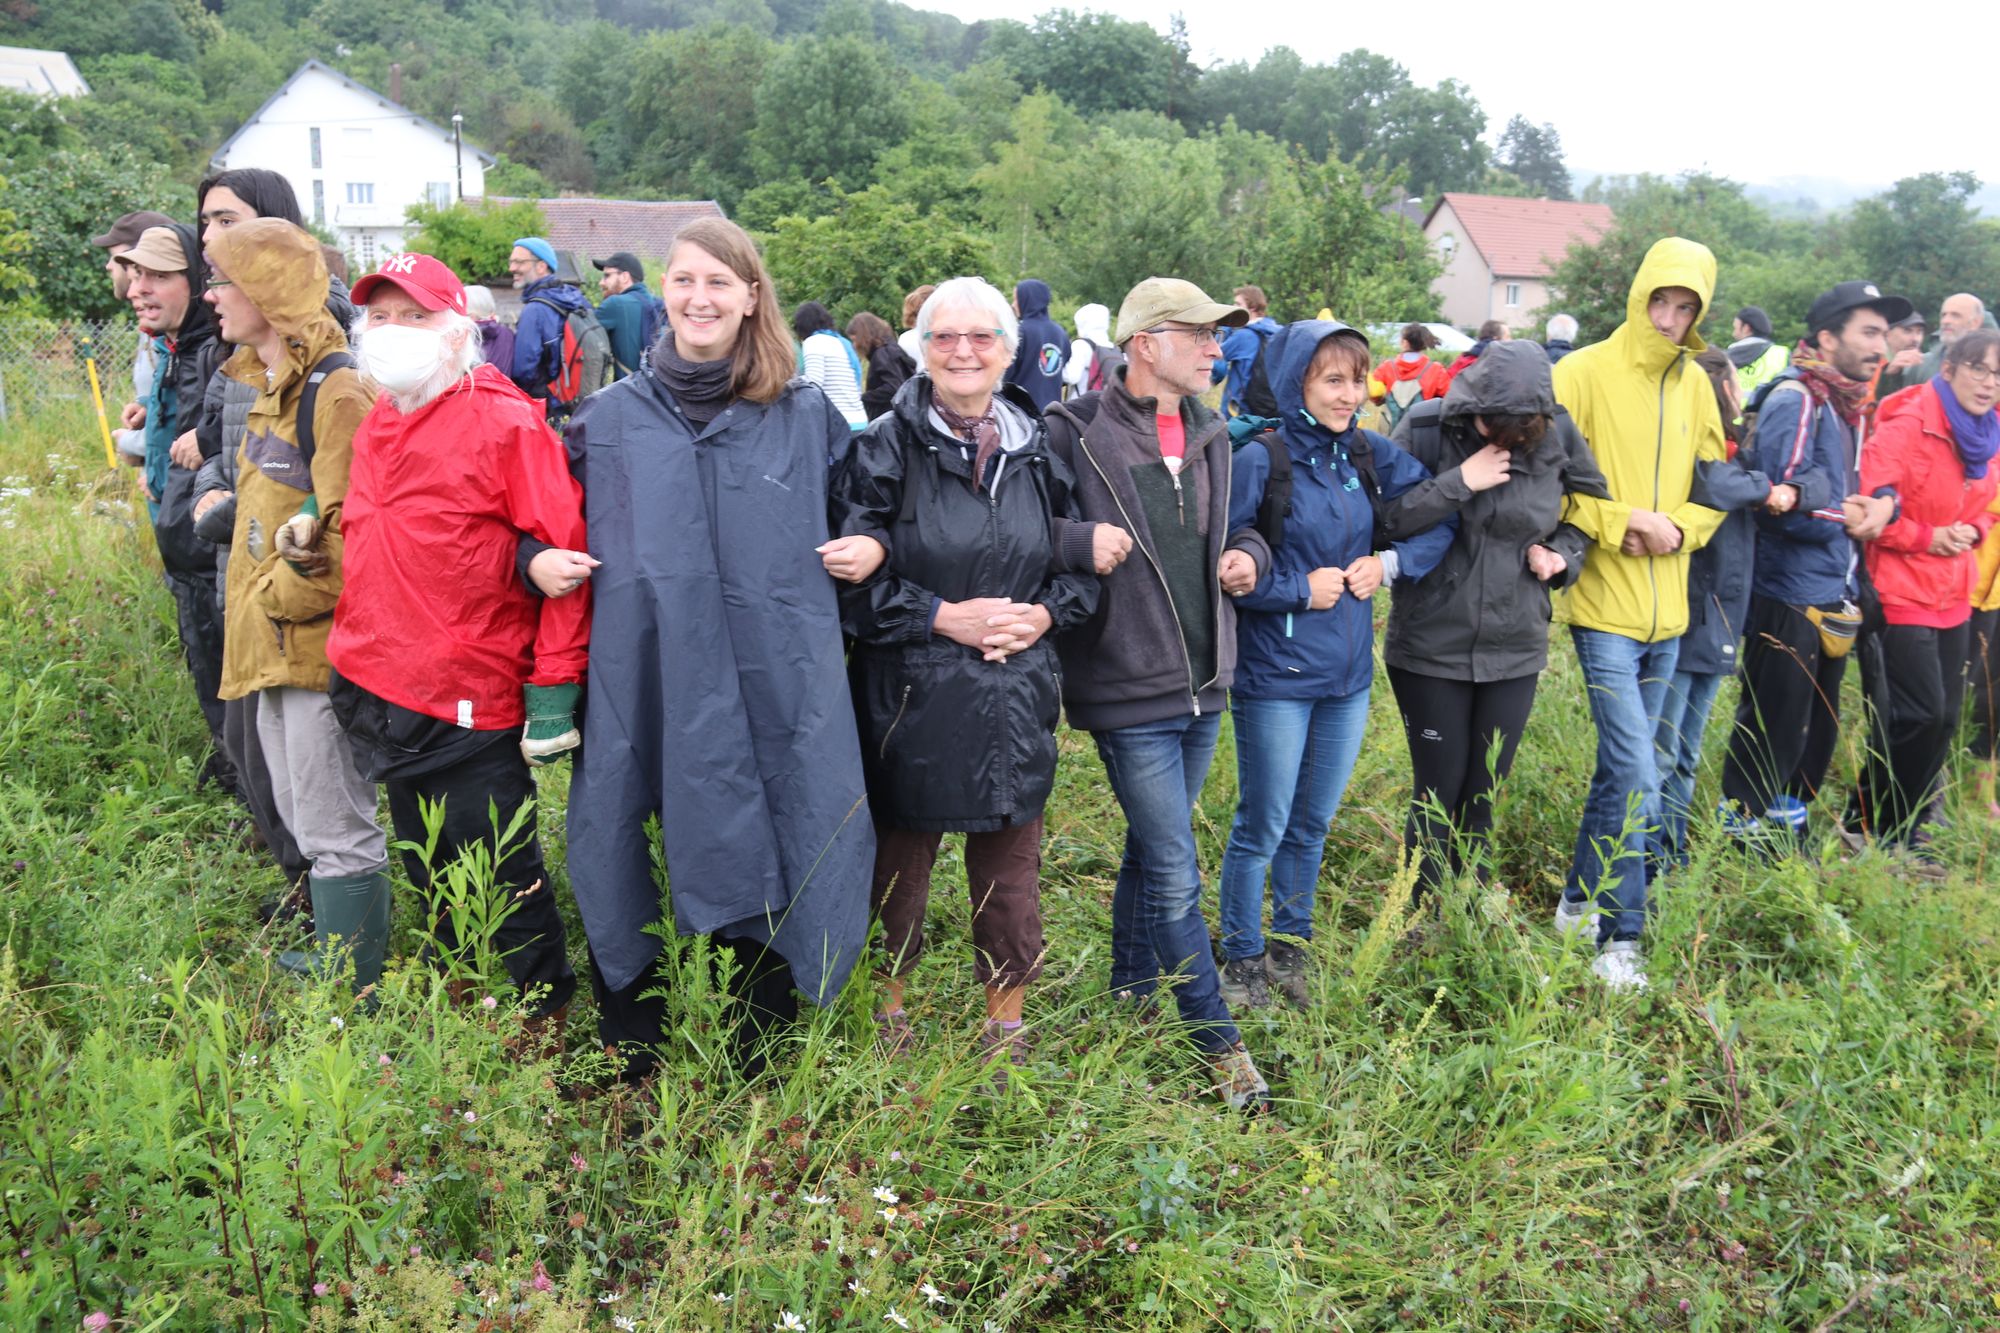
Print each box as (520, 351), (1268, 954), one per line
(1656, 668), (1726, 865)
(1091, 711), (1240, 1054)
(1217, 691), (1371, 960)
(1564, 627), (1680, 947)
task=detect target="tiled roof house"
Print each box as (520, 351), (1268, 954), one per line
(1423, 193), (1615, 330)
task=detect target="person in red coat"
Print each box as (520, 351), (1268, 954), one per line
(1849, 328), (2000, 861)
(327, 251), (594, 1039)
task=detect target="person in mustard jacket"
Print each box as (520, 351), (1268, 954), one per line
(1547, 237), (1729, 992)
(209, 218), (390, 996)
(1968, 487), (2000, 818)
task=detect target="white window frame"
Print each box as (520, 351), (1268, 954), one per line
(1505, 283), (1521, 307)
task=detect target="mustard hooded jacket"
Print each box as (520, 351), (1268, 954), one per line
(1553, 237), (1729, 643)
(210, 219), (374, 698)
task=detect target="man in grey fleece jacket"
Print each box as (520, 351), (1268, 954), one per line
(1044, 277), (1275, 1112)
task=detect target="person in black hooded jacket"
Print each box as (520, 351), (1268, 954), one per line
(1005, 278), (1068, 412)
(1382, 340), (1610, 903)
(119, 223), (235, 795)
(826, 277), (1100, 1078)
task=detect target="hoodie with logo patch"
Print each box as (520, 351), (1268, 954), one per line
(1005, 278), (1068, 412)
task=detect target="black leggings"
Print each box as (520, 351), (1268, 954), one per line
(1387, 668), (1540, 899)
(1967, 607), (2000, 762)
(1848, 619), (1971, 844)
(589, 935), (799, 1083)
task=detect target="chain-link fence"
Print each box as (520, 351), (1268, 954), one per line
(0, 320), (145, 426)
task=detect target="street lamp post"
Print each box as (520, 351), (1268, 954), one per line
(452, 113), (464, 202)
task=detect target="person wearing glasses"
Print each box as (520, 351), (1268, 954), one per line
(1846, 327), (2000, 867)
(825, 277), (1104, 1084)
(1043, 277), (1276, 1112)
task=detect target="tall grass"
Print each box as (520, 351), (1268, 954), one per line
(1, 402), (1995, 1331)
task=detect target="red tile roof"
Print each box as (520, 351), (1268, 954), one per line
(1425, 193), (1615, 279)
(481, 195), (726, 265)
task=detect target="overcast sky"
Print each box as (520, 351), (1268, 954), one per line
(924, 0), (2000, 191)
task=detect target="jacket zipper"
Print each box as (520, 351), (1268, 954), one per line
(1647, 357), (1674, 644)
(1079, 432), (1203, 715)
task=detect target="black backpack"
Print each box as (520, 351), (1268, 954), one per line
(1239, 325), (1280, 418)
(1083, 339), (1126, 393)
(296, 351), (357, 473)
(1237, 430), (1293, 548)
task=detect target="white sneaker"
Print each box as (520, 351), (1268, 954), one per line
(1591, 943), (1649, 992)
(1553, 894), (1599, 937)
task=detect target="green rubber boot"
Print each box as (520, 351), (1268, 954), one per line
(278, 870), (392, 997)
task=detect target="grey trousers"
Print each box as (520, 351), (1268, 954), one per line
(255, 686), (388, 879)
(225, 694), (310, 888)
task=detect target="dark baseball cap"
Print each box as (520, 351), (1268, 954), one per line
(594, 251), (645, 282)
(1892, 309), (1928, 329)
(1807, 281), (1914, 335)
(1733, 306), (1772, 339)
(91, 210), (177, 250)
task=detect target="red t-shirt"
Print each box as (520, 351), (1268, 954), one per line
(1156, 413), (1185, 466)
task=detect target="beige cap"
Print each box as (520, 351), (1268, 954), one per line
(113, 227), (188, 274)
(1114, 276), (1249, 344)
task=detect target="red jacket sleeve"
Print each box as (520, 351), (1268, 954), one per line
(500, 417), (591, 686)
(1860, 412), (1932, 555)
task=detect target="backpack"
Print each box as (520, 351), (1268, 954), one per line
(1377, 373), (1429, 430)
(295, 351), (357, 473)
(1239, 325), (1280, 418)
(1236, 430), (1294, 548)
(1083, 338), (1126, 393)
(527, 294), (613, 408)
(1739, 376), (1814, 472)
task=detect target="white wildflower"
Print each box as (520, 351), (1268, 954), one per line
(871, 1185), (899, 1205)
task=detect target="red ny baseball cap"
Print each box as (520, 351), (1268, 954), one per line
(351, 252), (468, 315)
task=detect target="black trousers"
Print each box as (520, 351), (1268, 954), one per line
(1848, 619), (1971, 844)
(1387, 667), (1539, 898)
(224, 694), (310, 890)
(588, 935), (798, 1083)
(1720, 596), (1848, 815)
(383, 738), (577, 1017)
(1967, 607), (2000, 762)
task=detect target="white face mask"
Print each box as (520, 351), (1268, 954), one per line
(361, 323), (447, 394)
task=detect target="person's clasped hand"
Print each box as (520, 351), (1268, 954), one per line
(169, 430), (201, 470)
(520, 683), (582, 766)
(935, 597), (1047, 663)
(1091, 524), (1134, 575)
(528, 547), (601, 598)
(274, 500), (328, 577)
(1306, 565), (1345, 610)
(1928, 522), (1980, 556)
(1458, 443), (1514, 492)
(817, 534), (887, 584)
(1842, 494), (1896, 542)
(1525, 543), (1567, 582)
(1218, 549), (1257, 597)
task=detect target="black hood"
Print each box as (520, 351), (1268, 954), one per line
(165, 222), (217, 350)
(1439, 339), (1557, 420)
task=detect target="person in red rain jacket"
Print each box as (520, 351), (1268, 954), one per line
(1849, 328), (2000, 858)
(327, 251), (594, 1043)
(1369, 322), (1452, 429)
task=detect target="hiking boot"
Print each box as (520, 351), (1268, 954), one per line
(978, 1020), (1029, 1093)
(1553, 894), (1599, 938)
(509, 1004), (569, 1061)
(278, 871), (392, 1001)
(1590, 941), (1649, 993)
(1217, 952), (1272, 1011)
(1208, 1040), (1272, 1113)
(1264, 939), (1312, 1010)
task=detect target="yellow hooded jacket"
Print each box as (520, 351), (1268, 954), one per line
(1553, 237), (1729, 643)
(211, 219), (374, 698)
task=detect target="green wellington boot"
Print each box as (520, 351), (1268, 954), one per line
(278, 871), (392, 996)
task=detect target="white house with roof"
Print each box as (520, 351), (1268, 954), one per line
(0, 45), (89, 97)
(209, 60), (494, 271)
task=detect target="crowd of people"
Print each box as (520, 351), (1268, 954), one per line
(92, 167), (2000, 1111)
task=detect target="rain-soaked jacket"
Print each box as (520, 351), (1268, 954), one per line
(561, 363), (873, 1002)
(831, 378), (1100, 831)
(1551, 237), (1730, 643)
(211, 222), (374, 698)
(1383, 340), (1611, 682)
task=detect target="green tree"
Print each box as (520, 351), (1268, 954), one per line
(973, 92), (1086, 283)
(0, 171), (29, 297)
(1277, 52), (1488, 196)
(0, 146), (186, 320)
(749, 33), (909, 190)
(402, 198), (549, 286)
(1255, 154), (1439, 326)
(1842, 173), (2000, 326)
(1496, 116), (1571, 200)
(623, 23), (775, 206)
(981, 10), (1186, 118)
(759, 183), (992, 319)
(1047, 127), (1228, 302)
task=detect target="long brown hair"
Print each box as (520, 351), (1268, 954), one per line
(846, 311), (895, 358)
(666, 218), (795, 405)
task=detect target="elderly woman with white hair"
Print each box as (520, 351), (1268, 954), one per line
(825, 275), (1107, 1081)
(324, 251), (587, 1039)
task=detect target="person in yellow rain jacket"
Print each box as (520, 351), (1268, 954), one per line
(1967, 497), (2000, 818)
(1547, 236), (1729, 993)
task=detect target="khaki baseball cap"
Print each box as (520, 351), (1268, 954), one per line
(113, 226), (189, 274)
(1114, 277), (1248, 344)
